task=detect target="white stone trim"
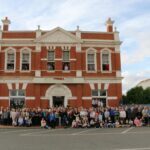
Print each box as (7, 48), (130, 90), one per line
(76, 70), (82, 77)
(61, 45), (71, 50)
(89, 83), (95, 90)
(116, 71), (121, 77)
(0, 28), (2, 40)
(0, 77), (122, 84)
(20, 47), (31, 72)
(86, 47), (97, 72)
(98, 83), (101, 90)
(41, 96), (48, 100)
(114, 31), (120, 41)
(76, 44), (81, 52)
(16, 83), (19, 90)
(55, 58), (62, 61)
(46, 45), (56, 50)
(76, 26), (81, 39)
(41, 58), (47, 61)
(35, 70), (41, 77)
(62, 71), (70, 73)
(69, 96), (77, 100)
(7, 83), (12, 90)
(36, 43), (41, 52)
(45, 84), (72, 107)
(107, 96), (117, 100)
(70, 58), (76, 61)
(36, 28), (42, 38)
(4, 47), (16, 72)
(35, 27), (83, 43)
(25, 97), (35, 100)
(104, 83), (109, 90)
(22, 83), (28, 90)
(82, 97), (92, 100)
(0, 97), (9, 100)
(115, 45), (120, 52)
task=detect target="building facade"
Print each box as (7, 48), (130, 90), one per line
(0, 17), (122, 108)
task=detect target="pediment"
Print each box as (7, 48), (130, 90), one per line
(35, 27), (82, 43)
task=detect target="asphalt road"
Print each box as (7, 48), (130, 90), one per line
(0, 127), (150, 150)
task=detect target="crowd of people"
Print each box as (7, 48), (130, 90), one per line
(0, 105), (150, 129)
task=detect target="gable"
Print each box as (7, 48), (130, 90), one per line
(35, 27), (82, 44)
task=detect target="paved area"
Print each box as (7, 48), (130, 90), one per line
(0, 127), (150, 150)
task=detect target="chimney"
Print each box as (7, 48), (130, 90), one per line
(106, 17), (114, 32)
(2, 17), (11, 31)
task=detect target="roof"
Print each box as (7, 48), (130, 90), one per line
(137, 79), (150, 89)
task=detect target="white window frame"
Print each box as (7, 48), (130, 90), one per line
(20, 47), (31, 72)
(101, 48), (112, 73)
(9, 89), (26, 108)
(62, 49), (70, 72)
(5, 47), (16, 72)
(91, 89), (108, 106)
(86, 48), (97, 72)
(47, 49), (55, 72)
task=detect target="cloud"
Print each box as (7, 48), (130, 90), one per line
(122, 70), (150, 94)
(120, 13), (150, 65)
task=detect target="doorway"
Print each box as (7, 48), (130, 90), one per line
(53, 96), (64, 107)
(10, 98), (25, 109)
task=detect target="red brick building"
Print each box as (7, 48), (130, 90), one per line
(0, 17), (122, 108)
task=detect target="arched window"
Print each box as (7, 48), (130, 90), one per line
(86, 48), (97, 72)
(5, 48), (16, 71)
(101, 49), (111, 72)
(20, 48), (31, 71)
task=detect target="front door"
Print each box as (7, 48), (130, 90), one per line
(53, 96), (64, 107)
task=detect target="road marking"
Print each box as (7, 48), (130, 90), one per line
(118, 147), (150, 150)
(0, 129), (30, 134)
(121, 127), (134, 134)
(71, 128), (100, 135)
(20, 129), (150, 137)
(20, 128), (66, 136)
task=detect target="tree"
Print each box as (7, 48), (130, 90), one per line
(143, 87), (150, 104)
(123, 86), (148, 104)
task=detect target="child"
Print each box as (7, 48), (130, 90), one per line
(115, 120), (121, 128)
(134, 117), (142, 127)
(41, 118), (49, 129)
(72, 120), (77, 128)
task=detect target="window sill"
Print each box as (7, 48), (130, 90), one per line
(20, 70), (31, 73)
(86, 71), (97, 73)
(62, 70), (70, 73)
(5, 70), (15, 73)
(101, 70), (112, 73)
(47, 70), (55, 73)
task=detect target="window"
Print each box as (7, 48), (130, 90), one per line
(6, 49), (15, 71)
(101, 50), (111, 71)
(9, 90), (25, 109)
(87, 53), (95, 71)
(91, 90), (107, 97)
(91, 90), (107, 107)
(62, 51), (70, 71)
(20, 48), (31, 71)
(86, 48), (97, 72)
(47, 51), (55, 71)
(21, 52), (30, 71)
(92, 90), (98, 96)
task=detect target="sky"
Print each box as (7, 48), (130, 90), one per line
(0, 0), (150, 94)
